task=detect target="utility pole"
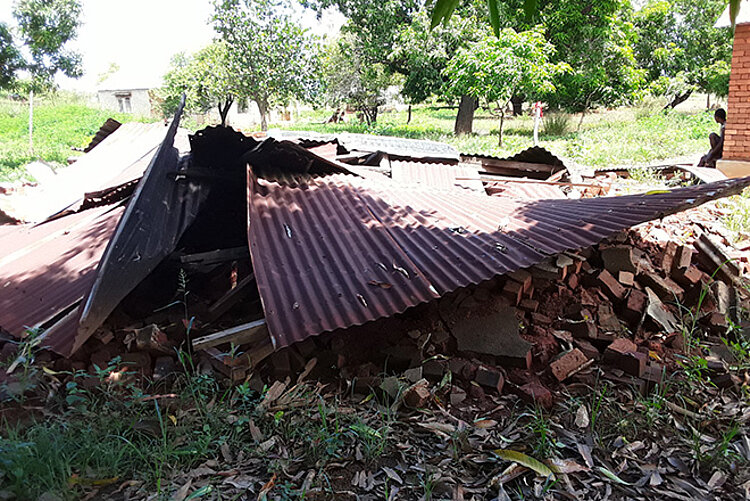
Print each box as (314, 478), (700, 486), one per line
(28, 89), (34, 153)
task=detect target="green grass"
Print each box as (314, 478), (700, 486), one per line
(0, 93), (153, 181)
(270, 104), (719, 169)
(0, 97), (719, 181)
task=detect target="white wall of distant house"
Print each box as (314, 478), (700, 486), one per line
(97, 88), (153, 116)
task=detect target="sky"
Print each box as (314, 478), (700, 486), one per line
(0, 0), (344, 93)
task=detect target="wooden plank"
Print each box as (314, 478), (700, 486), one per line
(192, 318), (268, 351)
(462, 157), (556, 173)
(179, 246), (249, 265)
(465, 173), (600, 189)
(207, 273), (256, 321)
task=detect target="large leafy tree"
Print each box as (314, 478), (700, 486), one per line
(306, 0), (419, 124)
(445, 28), (566, 145)
(320, 34), (391, 124)
(0, 23), (24, 89)
(391, 7), (488, 133)
(633, 0), (732, 106)
(431, 0), (744, 34)
(539, 0), (643, 123)
(12, 0), (83, 91)
(212, 0), (319, 131)
(161, 42), (235, 125)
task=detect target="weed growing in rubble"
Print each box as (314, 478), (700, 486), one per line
(719, 188), (750, 239)
(525, 406), (557, 459)
(589, 379), (609, 438)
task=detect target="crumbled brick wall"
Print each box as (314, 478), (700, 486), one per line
(725, 23), (750, 161)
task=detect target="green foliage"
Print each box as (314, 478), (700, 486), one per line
(542, 0), (644, 113)
(391, 6), (486, 105)
(445, 27), (566, 143)
(320, 34), (392, 124)
(446, 28), (562, 105)
(542, 113), (570, 136)
(11, 0), (83, 91)
(703, 60), (731, 99)
(159, 42), (234, 119)
(0, 23), (24, 89)
(634, 0), (732, 99)
(212, 0), (320, 130)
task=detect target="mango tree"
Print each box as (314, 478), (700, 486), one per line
(445, 28), (565, 146)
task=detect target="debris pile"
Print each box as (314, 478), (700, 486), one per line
(0, 106), (749, 409)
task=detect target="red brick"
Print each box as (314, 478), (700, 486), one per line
(550, 348), (589, 382)
(618, 271), (635, 286)
(598, 269), (627, 301)
(475, 366), (505, 393)
(519, 382), (553, 409)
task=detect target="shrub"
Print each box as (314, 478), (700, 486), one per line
(542, 113), (571, 136)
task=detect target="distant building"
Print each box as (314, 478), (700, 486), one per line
(97, 74), (160, 117)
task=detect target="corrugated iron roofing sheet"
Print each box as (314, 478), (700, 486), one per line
(83, 118), (122, 153)
(0, 122), (170, 223)
(269, 130), (460, 160)
(247, 172), (750, 348)
(0, 204), (125, 339)
(391, 160), (485, 193)
(484, 180), (566, 200)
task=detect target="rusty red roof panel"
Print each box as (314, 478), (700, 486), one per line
(484, 180), (566, 200)
(0, 204), (125, 340)
(247, 173), (750, 348)
(391, 160), (485, 193)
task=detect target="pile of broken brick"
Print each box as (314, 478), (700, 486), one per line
(5, 200), (745, 412)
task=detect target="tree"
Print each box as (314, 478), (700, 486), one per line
(431, 0), (744, 34)
(391, 7), (486, 133)
(540, 0), (643, 126)
(0, 23), (24, 89)
(445, 28), (566, 145)
(320, 34), (390, 124)
(160, 42), (235, 125)
(212, 0), (320, 131)
(13, 0), (83, 91)
(633, 0), (731, 107)
(10, 0), (83, 152)
(306, 0), (420, 124)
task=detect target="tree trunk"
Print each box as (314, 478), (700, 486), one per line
(511, 95), (523, 116)
(577, 108), (586, 132)
(407, 104), (412, 124)
(454, 95), (476, 136)
(218, 98), (233, 127)
(706, 94), (711, 110)
(664, 89), (692, 110)
(257, 98), (268, 131)
(498, 108), (505, 147)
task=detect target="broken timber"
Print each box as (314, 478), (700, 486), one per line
(192, 318), (268, 351)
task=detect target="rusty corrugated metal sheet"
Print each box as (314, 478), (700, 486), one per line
(269, 130), (460, 161)
(0, 204), (125, 339)
(390, 160), (485, 193)
(484, 180), (566, 200)
(247, 172), (750, 348)
(83, 118), (122, 153)
(59, 100), (198, 357)
(0, 122), (170, 223)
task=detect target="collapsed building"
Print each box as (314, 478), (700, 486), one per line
(1, 102), (749, 403)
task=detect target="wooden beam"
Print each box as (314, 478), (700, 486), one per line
(192, 318), (268, 351)
(462, 158), (556, 173)
(179, 246), (250, 266)
(207, 273), (256, 321)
